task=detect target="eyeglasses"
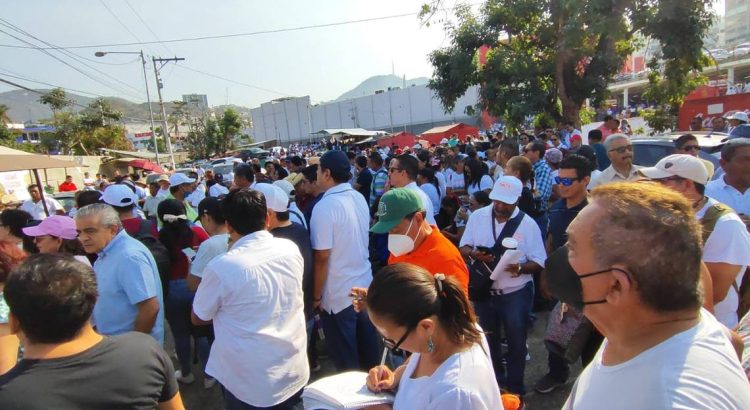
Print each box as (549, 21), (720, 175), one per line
(608, 145), (633, 154)
(383, 325), (415, 351)
(388, 167), (402, 174)
(554, 176), (582, 186)
(681, 145), (700, 152)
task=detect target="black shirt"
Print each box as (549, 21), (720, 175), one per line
(303, 193), (324, 228)
(272, 222), (314, 319)
(548, 198), (588, 250)
(0, 332), (178, 410)
(355, 168), (373, 200)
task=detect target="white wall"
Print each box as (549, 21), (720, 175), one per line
(250, 84), (481, 143)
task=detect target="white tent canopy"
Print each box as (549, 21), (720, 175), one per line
(312, 128), (388, 139)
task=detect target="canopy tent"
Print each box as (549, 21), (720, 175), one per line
(420, 123), (480, 145)
(312, 128), (387, 141)
(0, 145), (83, 217)
(376, 131), (418, 148)
(128, 158), (165, 173)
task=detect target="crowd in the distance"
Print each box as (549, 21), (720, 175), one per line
(0, 125), (749, 409)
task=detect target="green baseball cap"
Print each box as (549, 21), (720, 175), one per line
(370, 188), (423, 234)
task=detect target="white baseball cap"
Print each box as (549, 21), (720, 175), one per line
(273, 180), (295, 199)
(728, 111), (748, 123)
(639, 154), (709, 185)
(489, 176), (523, 204)
(169, 173), (195, 186)
(101, 184), (137, 207)
(254, 183), (289, 213)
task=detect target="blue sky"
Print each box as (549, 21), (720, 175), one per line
(0, 0), (452, 107)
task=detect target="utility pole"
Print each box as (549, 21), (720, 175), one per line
(152, 56), (185, 169)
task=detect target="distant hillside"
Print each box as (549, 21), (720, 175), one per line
(335, 74), (430, 101)
(0, 89), (252, 123)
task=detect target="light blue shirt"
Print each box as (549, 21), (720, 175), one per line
(92, 229), (164, 344)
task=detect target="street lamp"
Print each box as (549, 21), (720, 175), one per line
(95, 50), (160, 165)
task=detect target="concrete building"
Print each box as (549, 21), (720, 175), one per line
(726, 0), (750, 47)
(182, 94), (209, 115)
(249, 84), (480, 144)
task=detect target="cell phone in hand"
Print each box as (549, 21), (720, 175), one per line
(475, 246), (493, 254)
(181, 247), (197, 260)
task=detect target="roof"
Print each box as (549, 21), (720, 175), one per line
(421, 123), (470, 135)
(99, 148), (160, 160)
(0, 145), (82, 172)
(313, 128), (387, 137)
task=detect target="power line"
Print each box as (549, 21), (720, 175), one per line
(98, 0), (144, 44)
(0, 69), (106, 97)
(172, 64), (292, 96)
(123, 0), (173, 55)
(0, 19), (145, 99)
(0, 11), (419, 50)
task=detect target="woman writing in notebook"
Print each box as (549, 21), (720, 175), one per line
(364, 263), (502, 409)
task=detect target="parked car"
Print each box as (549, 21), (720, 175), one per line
(709, 48), (730, 61)
(731, 46), (750, 57)
(52, 192), (77, 214)
(235, 147), (270, 162)
(210, 157), (244, 166)
(631, 132), (727, 180)
(212, 163), (237, 182)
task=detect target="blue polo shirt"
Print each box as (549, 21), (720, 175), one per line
(92, 229), (164, 344)
(548, 198), (588, 251)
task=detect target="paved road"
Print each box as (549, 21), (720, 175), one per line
(171, 312), (582, 409)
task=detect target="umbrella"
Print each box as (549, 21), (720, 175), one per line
(0, 145), (84, 217)
(128, 158), (164, 173)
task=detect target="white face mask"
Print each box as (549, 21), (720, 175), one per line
(388, 217), (418, 257)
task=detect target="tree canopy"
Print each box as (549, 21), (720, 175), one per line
(426, 0), (714, 129)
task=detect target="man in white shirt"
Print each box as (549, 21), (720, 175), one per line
(20, 184), (64, 220)
(310, 150), (380, 371)
(388, 154), (437, 225)
(154, 175), (170, 198)
(192, 189), (309, 409)
(706, 138), (750, 217)
(459, 176), (546, 397)
(82, 172), (96, 190)
(641, 154), (750, 328)
(208, 174), (229, 198)
(588, 134), (641, 189)
(553, 182), (750, 410)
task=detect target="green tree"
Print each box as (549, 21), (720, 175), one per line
(0, 104), (11, 124)
(183, 118), (219, 160)
(38, 88), (72, 114)
(79, 98), (123, 130)
(217, 108), (242, 155)
(425, 0), (714, 129)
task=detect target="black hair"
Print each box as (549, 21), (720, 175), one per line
(222, 189), (267, 235)
(675, 134), (698, 149)
(368, 152), (384, 167)
(198, 197), (225, 225)
(346, 151), (356, 160)
(395, 154), (419, 181)
(499, 141), (518, 160)
(464, 158), (488, 189)
(5, 254), (98, 344)
(301, 164), (318, 183)
(290, 156), (304, 167)
(27, 184), (39, 192)
(529, 141), (547, 157)
(0, 209), (36, 253)
(559, 154), (593, 179)
(604, 115), (614, 122)
(355, 155), (368, 169)
(416, 149), (431, 164)
(273, 163), (289, 179)
(75, 190), (102, 209)
(65, 175), (72, 179)
(157, 199), (194, 262)
(418, 167), (440, 193)
(472, 191), (492, 207)
(575, 145), (598, 172)
(588, 129), (603, 142)
(275, 211), (290, 222)
(721, 138), (750, 161)
(234, 164), (255, 183)
(367, 263), (482, 348)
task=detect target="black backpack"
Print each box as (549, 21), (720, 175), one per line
(130, 219), (172, 298)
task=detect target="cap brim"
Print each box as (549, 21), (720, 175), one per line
(489, 192), (518, 204)
(639, 167), (673, 180)
(22, 225), (46, 237)
(370, 218), (401, 234)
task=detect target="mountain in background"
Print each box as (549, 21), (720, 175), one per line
(334, 74), (430, 102)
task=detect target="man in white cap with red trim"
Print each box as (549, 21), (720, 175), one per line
(458, 175), (547, 399)
(164, 173), (198, 225)
(641, 154), (750, 328)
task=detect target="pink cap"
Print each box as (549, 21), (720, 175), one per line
(22, 215), (78, 240)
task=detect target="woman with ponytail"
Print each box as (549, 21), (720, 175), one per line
(364, 263), (501, 409)
(157, 199), (212, 386)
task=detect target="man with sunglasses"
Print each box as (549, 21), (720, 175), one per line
(641, 154), (750, 328)
(589, 134), (641, 189)
(674, 134), (715, 177)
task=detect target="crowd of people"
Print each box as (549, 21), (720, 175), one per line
(0, 125), (749, 409)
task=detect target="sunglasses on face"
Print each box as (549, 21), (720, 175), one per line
(555, 176), (582, 186)
(608, 145), (633, 154)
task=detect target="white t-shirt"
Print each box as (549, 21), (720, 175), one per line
(310, 183), (372, 314)
(209, 183), (229, 197)
(193, 231), (309, 407)
(143, 195), (163, 219)
(187, 184), (206, 208)
(697, 198), (750, 328)
(393, 342), (502, 410)
(404, 182), (437, 225)
(706, 177), (750, 216)
(466, 175), (493, 196)
(419, 183), (441, 216)
(564, 309), (750, 410)
(587, 170), (602, 191)
(446, 170), (465, 191)
(492, 165), (504, 182)
(190, 233), (229, 278)
(20, 198), (64, 220)
(435, 171), (447, 200)
(460, 206), (546, 293)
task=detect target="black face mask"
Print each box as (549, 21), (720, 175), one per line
(545, 245), (617, 311)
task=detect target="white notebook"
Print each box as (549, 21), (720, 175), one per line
(302, 371), (395, 410)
